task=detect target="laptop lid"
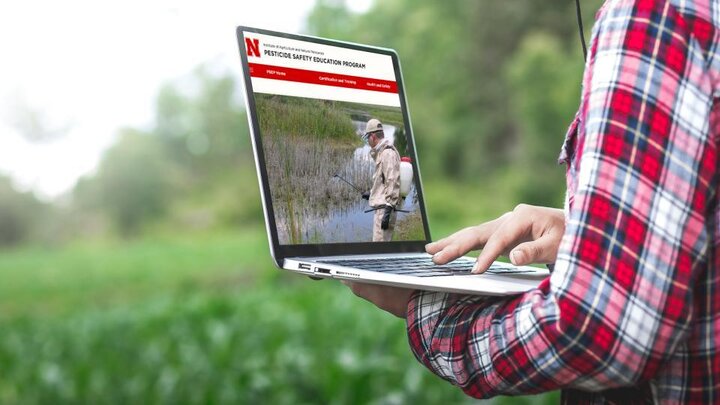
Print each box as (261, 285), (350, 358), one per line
(236, 27), (432, 267)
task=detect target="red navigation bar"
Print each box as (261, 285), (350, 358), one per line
(248, 63), (398, 94)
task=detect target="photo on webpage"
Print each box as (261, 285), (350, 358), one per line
(256, 94), (423, 244)
(243, 31), (425, 244)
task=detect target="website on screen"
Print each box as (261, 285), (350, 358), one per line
(244, 32), (424, 245)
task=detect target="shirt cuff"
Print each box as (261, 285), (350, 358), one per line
(405, 290), (460, 376)
(405, 290), (500, 390)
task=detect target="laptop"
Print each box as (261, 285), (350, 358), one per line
(236, 26), (548, 295)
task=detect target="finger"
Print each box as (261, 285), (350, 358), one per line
(343, 281), (376, 301)
(425, 234), (453, 255)
(426, 213), (511, 255)
(344, 280), (370, 299)
(473, 215), (528, 273)
(510, 233), (561, 265)
(430, 226), (491, 264)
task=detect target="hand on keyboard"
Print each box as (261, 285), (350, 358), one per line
(425, 204), (565, 274)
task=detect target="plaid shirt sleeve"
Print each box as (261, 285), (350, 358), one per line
(407, 0), (718, 400)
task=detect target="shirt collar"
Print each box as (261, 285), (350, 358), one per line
(374, 139), (389, 151)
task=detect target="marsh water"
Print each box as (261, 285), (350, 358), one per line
(271, 120), (421, 244)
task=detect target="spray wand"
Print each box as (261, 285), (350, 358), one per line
(332, 174), (363, 193)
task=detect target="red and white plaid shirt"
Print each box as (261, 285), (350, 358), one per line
(406, 0), (720, 403)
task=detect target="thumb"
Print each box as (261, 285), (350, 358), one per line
(510, 235), (558, 266)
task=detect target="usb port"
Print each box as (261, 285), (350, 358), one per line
(315, 267), (331, 274)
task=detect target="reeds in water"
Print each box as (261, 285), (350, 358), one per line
(257, 94), (374, 244)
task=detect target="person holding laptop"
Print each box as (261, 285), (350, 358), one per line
(239, 25), (548, 295)
(362, 118), (401, 242)
(345, 0), (720, 402)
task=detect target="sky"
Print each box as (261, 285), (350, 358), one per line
(0, 0), (373, 200)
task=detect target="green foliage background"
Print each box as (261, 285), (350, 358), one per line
(0, 0), (604, 403)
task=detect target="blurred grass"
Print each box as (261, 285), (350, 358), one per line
(0, 178), (560, 404)
(0, 232), (264, 320)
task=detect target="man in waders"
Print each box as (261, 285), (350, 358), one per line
(362, 119), (400, 242)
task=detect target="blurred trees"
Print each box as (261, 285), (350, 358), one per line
(0, 176), (49, 246)
(84, 129), (172, 235)
(71, 70), (253, 237)
(155, 68), (249, 178)
(4, 92), (73, 143)
(308, 0), (603, 206)
(506, 34), (584, 205)
(0, 0), (610, 245)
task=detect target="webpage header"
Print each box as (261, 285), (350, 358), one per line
(243, 32), (401, 107)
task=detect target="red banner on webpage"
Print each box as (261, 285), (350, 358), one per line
(248, 63), (398, 94)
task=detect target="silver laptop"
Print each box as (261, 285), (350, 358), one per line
(236, 26), (548, 295)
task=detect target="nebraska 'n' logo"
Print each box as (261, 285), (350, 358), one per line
(245, 38), (260, 57)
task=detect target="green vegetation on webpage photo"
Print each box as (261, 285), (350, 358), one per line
(256, 94), (424, 244)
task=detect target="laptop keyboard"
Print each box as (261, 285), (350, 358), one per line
(315, 256), (538, 277)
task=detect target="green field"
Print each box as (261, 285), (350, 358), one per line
(0, 0), (599, 402)
(0, 222), (558, 404)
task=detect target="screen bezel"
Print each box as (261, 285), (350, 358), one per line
(236, 26), (432, 267)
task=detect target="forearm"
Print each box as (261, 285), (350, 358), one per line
(406, 289), (567, 398)
(406, 288), (617, 398)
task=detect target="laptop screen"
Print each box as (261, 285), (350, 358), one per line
(240, 29), (429, 247)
